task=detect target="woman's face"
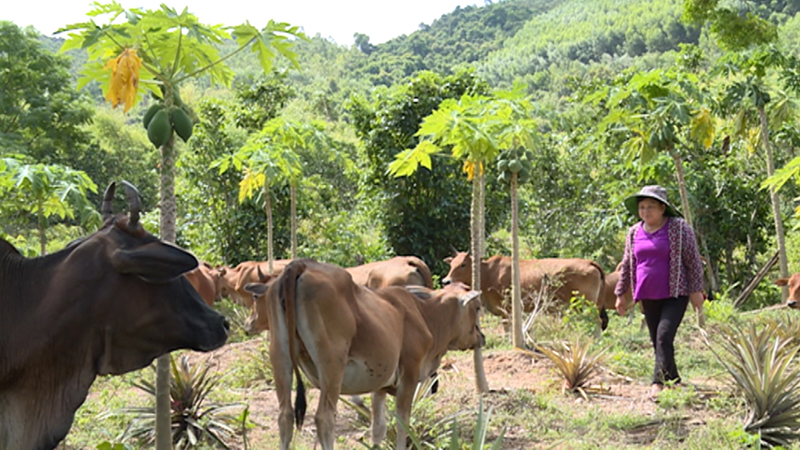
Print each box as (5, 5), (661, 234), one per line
(638, 198), (666, 225)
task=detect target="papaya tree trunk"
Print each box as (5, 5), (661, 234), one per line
(470, 168), (489, 393)
(156, 135), (177, 450)
(759, 105), (790, 301)
(290, 183), (297, 259)
(264, 181), (274, 274)
(669, 147), (706, 326)
(510, 173), (523, 347)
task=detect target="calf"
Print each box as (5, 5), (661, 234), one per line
(244, 259), (483, 450)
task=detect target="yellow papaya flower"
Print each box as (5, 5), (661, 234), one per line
(462, 160), (483, 181)
(104, 48), (142, 113)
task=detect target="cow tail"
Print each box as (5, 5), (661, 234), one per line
(591, 261), (609, 331)
(412, 257), (434, 288)
(281, 260), (307, 429)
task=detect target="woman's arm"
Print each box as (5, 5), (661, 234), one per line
(680, 220), (705, 295)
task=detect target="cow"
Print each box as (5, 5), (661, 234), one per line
(443, 251), (608, 330)
(243, 259), (483, 450)
(345, 256), (433, 289)
(602, 262), (634, 312)
(775, 273), (800, 308)
(185, 261), (223, 306)
(0, 181), (229, 450)
(216, 259), (292, 307)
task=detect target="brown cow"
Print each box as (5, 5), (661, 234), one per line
(775, 273), (800, 308)
(602, 263), (634, 312)
(346, 256), (433, 289)
(217, 259), (292, 307)
(0, 181), (228, 450)
(443, 251), (608, 330)
(243, 259), (483, 450)
(185, 261), (223, 306)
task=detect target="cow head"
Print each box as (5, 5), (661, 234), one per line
(775, 274), (800, 308)
(79, 181), (229, 374)
(408, 282), (485, 350)
(442, 251), (472, 287)
(243, 281), (270, 334)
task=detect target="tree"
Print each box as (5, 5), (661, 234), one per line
(0, 158), (99, 255)
(348, 70), (500, 275)
(0, 22), (93, 163)
(389, 83), (536, 389)
(593, 65), (717, 306)
(58, 4), (303, 448)
(227, 117), (304, 272)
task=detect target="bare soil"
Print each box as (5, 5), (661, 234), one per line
(178, 321), (725, 450)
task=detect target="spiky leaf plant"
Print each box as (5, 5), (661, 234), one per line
(345, 375), (466, 448)
(394, 396), (505, 450)
(706, 322), (800, 448)
(104, 354), (245, 449)
(536, 337), (607, 394)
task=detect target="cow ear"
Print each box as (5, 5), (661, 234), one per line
(459, 290), (481, 307)
(244, 282), (268, 296)
(443, 257), (453, 264)
(112, 242), (198, 283)
(406, 285), (433, 300)
(775, 278), (789, 286)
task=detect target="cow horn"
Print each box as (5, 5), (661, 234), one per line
(449, 244), (459, 256)
(102, 182), (116, 221)
(120, 180), (142, 230)
(257, 265), (267, 282)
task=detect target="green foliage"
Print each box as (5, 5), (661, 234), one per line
(350, 0), (548, 87)
(0, 157), (100, 252)
(106, 355), (245, 449)
(58, 3), (304, 108)
(0, 22), (94, 162)
(350, 69), (506, 273)
(706, 322), (800, 448)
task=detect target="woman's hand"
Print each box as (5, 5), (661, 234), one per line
(615, 296), (628, 316)
(689, 291), (704, 311)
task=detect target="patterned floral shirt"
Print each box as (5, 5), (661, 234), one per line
(614, 217), (704, 299)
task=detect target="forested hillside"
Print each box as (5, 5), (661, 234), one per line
(4, 0), (800, 306)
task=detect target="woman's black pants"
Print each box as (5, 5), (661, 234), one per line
(640, 296), (689, 385)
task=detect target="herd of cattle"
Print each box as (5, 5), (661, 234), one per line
(9, 180), (757, 450)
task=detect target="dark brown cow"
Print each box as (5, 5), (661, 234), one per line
(345, 256), (433, 289)
(217, 259), (292, 307)
(775, 273), (800, 308)
(443, 251), (608, 330)
(185, 261), (223, 306)
(0, 182), (229, 450)
(243, 259), (483, 450)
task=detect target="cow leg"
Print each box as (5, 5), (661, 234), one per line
(305, 342), (347, 450)
(269, 314), (296, 450)
(370, 390), (388, 446)
(393, 375), (418, 450)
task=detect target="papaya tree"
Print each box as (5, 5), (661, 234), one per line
(593, 65), (717, 310)
(57, 4), (303, 447)
(220, 117), (303, 273)
(389, 83), (535, 389)
(715, 49), (792, 301)
(0, 158), (99, 255)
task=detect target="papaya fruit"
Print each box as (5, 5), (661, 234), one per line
(142, 103), (162, 130)
(170, 107), (193, 143)
(147, 109), (172, 148)
(509, 160), (523, 174)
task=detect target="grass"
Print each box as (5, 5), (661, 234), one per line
(62, 295), (800, 450)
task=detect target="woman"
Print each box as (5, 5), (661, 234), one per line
(614, 185), (704, 400)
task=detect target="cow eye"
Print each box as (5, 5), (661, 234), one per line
(460, 263), (466, 268)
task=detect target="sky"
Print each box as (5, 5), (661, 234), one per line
(4, 0), (481, 46)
